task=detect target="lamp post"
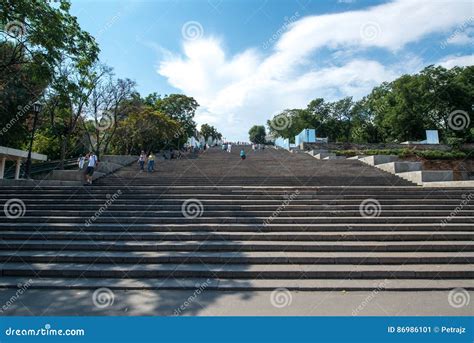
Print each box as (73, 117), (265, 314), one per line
(24, 102), (42, 179)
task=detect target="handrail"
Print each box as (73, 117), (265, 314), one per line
(3, 158), (78, 179)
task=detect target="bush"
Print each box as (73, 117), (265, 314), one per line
(333, 148), (469, 160)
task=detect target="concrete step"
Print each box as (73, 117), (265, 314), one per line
(397, 170), (454, 185)
(1, 251), (472, 264)
(314, 153), (336, 159)
(6, 204), (474, 211)
(347, 155), (367, 160)
(3, 240), (472, 252)
(359, 155), (399, 166)
(423, 180), (474, 188)
(376, 162), (423, 174)
(2, 262), (472, 279)
(13, 209), (474, 217)
(7, 216), (473, 224)
(1, 276), (472, 291)
(2, 231), (471, 241)
(306, 149), (328, 156)
(2, 223), (472, 232)
(323, 156), (346, 160)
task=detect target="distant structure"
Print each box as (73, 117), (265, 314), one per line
(401, 130), (439, 145)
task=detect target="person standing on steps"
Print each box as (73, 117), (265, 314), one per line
(240, 149), (246, 160)
(138, 151), (146, 172)
(147, 152), (155, 173)
(227, 142), (232, 153)
(84, 152), (98, 186)
(77, 155), (85, 169)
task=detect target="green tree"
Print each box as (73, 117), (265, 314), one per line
(249, 125), (266, 144)
(200, 124), (222, 142)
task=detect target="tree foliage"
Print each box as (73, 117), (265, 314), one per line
(266, 65), (473, 145)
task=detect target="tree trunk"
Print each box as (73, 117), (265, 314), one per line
(59, 135), (68, 169)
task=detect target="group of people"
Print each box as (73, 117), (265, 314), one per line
(77, 152), (99, 185)
(138, 151), (155, 172)
(222, 142), (247, 160)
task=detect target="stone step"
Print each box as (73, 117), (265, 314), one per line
(2, 262), (472, 279)
(323, 156), (346, 160)
(376, 161), (423, 174)
(347, 155), (367, 160)
(314, 153), (336, 159)
(1, 223), (471, 232)
(397, 170), (454, 185)
(13, 209), (474, 217)
(423, 181), (474, 188)
(7, 204), (474, 211)
(1, 231), (471, 241)
(1, 276), (472, 291)
(7, 216), (473, 224)
(3, 240), (472, 252)
(307, 149), (328, 156)
(1, 250), (472, 264)
(359, 155), (399, 166)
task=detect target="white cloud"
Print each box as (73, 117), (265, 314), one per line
(157, 0), (473, 141)
(437, 54), (474, 69)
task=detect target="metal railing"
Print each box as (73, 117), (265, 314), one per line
(3, 158), (78, 179)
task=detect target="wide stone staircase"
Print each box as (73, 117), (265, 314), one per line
(0, 147), (473, 291)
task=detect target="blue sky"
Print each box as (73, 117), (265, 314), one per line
(70, 0), (474, 141)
